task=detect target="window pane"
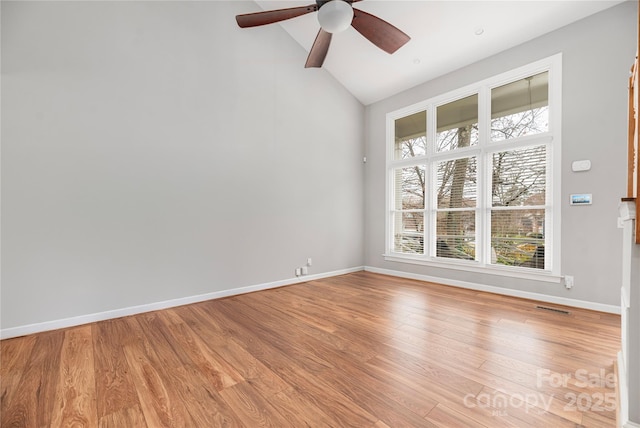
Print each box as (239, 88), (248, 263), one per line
(436, 156), (477, 209)
(492, 146), (546, 207)
(395, 111), (427, 159)
(491, 72), (548, 141)
(491, 209), (545, 269)
(387, 58), (557, 272)
(393, 212), (424, 254)
(437, 94), (478, 152)
(394, 166), (426, 210)
(436, 210), (475, 260)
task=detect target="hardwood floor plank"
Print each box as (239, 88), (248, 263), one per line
(0, 335), (36, 378)
(404, 347), (585, 423)
(1, 330), (64, 427)
(258, 288), (341, 334)
(92, 318), (142, 419)
(121, 316), (198, 427)
(51, 326), (98, 427)
(155, 310), (242, 391)
(427, 402), (491, 428)
(219, 381), (294, 428)
(134, 312), (193, 368)
(98, 404), (148, 428)
(319, 365), (440, 428)
(232, 294), (440, 424)
(121, 338), (179, 427)
(387, 324), (487, 369)
(470, 386), (578, 428)
(181, 305), (289, 398)
(581, 409), (620, 428)
(243, 291), (378, 361)
(147, 312), (248, 425)
(372, 349), (485, 399)
(479, 358), (615, 405)
(212, 299), (381, 427)
(171, 363), (247, 426)
(223, 299), (335, 375)
(365, 354), (484, 411)
(0, 335), (37, 417)
(268, 386), (345, 428)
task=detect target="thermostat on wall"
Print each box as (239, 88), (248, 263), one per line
(571, 160), (591, 172)
(570, 194), (592, 205)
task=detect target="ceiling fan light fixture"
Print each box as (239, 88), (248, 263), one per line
(235, 0), (410, 68)
(317, 0), (353, 34)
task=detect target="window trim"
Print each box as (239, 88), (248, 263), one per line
(384, 54), (562, 282)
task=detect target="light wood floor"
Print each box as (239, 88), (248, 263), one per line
(1, 272), (621, 427)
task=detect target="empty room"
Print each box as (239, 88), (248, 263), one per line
(1, 0), (639, 427)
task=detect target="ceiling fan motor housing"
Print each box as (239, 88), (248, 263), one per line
(317, 0), (354, 34)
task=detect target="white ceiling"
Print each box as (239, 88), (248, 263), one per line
(253, 0), (625, 105)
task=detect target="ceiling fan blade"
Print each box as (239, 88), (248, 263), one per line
(351, 9), (410, 54)
(305, 29), (332, 68)
(236, 4), (317, 28)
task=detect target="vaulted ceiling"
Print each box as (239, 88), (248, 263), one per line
(253, 0), (625, 105)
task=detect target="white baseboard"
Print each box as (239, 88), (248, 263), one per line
(364, 266), (621, 314)
(0, 266), (364, 340)
(2, 265), (620, 340)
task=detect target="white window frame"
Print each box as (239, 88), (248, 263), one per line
(384, 54), (562, 283)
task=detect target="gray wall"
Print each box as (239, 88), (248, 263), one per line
(1, 1), (365, 331)
(364, 1), (638, 307)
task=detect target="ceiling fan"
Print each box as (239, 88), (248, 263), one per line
(235, 0), (410, 68)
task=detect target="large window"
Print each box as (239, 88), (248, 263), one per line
(386, 55), (561, 279)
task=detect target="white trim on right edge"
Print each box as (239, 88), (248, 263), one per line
(618, 351), (630, 428)
(618, 350), (640, 428)
(365, 266), (620, 314)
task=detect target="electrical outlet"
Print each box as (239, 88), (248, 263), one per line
(295, 268), (302, 276)
(307, 258), (312, 266)
(565, 275), (574, 289)
(301, 266), (308, 275)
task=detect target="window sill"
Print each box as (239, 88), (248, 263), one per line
(382, 253), (563, 284)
